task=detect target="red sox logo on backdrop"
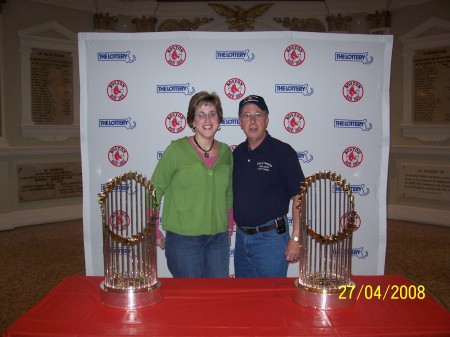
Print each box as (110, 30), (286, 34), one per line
(284, 44), (306, 66)
(284, 112), (305, 133)
(165, 112), (186, 133)
(342, 80), (364, 102)
(109, 210), (130, 231)
(107, 80), (128, 101)
(224, 78), (246, 100)
(342, 146), (363, 168)
(165, 44), (187, 66)
(108, 145), (129, 167)
(340, 211), (362, 232)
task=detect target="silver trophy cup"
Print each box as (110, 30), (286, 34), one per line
(98, 171), (161, 309)
(294, 171), (356, 309)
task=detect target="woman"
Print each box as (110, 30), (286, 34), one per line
(151, 91), (233, 278)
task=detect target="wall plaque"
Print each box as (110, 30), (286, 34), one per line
(413, 47), (450, 124)
(398, 164), (450, 202)
(30, 48), (74, 125)
(18, 162), (82, 202)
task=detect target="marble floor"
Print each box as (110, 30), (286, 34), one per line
(0, 218), (449, 333)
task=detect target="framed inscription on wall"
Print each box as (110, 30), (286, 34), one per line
(30, 49), (74, 125)
(18, 21), (79, 142)
(399, 18), (450, 142)
(413, 47), (450, 124)
(18, 162), (82, 202)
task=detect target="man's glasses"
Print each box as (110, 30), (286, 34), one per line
(240, 112), (266, 120)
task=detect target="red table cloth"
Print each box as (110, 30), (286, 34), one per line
(3, 275), (450, 336)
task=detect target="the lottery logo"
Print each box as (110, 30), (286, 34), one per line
(107, 80), (128, 101)
(334, 119), (372, 131)
(342, 80), (364, 102)
(216, 49), (255, 62)
(99, 117), (136, 130)
(284, 112), (305, 134)
(342, 146), (363, 168)
(224, 78), (246, 100)
(297, 150), (313, 163)
(334, 184), (370, 197)
(165, 112), (186, 133)
(221, 117), (239, 127)
(157, 83), (195, 95)
(100, 183), (136, 195)
(165, 44), (186, 66)
(335, 52), (373, 65)
(353, 247), (369, 259)
(108, 145), (129, 167)
(284, 44), (306, 66)
(275, 83), (314, 96)
(97, 51), (136, 63)
(332, 247), (369, 259)
(109, 210), (130, 231)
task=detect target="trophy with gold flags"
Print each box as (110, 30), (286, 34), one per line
(294, 171), (356, 309)
(98, 171), (161, 309)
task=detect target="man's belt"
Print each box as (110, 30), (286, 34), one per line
(238, 223), (277, 235)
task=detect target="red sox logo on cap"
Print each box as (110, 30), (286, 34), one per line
(238, 95), (268, 112)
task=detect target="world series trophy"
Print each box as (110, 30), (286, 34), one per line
(294, 171), (356, 310)
(98, 171), (161, 309)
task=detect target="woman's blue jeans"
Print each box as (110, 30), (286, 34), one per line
(165, 231), (229, 278)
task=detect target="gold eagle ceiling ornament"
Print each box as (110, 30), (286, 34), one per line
(208, 3), (274, 31)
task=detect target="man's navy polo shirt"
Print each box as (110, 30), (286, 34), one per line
(233, 133), (305, 227)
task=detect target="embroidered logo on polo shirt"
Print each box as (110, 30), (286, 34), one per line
(256, 161), (272, 172)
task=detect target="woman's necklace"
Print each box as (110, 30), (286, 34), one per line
(193, 136), (214, 158)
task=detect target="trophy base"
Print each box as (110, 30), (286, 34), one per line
(99, 280), (162, 309)
(293, 279), (355, 310)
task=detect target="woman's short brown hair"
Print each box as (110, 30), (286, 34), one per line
(186, 91), (224, 129)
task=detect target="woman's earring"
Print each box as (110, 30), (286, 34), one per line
(217, 127), (221, 131)
(192, 127), (196, 132)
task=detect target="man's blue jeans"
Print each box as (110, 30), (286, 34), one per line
(165, 231), (229, 278)
(234, 220), (289, 277)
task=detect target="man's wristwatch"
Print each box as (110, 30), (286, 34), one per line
(291, 236), (301, 247)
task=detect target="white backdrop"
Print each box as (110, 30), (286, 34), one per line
(79, 31), (393, 277)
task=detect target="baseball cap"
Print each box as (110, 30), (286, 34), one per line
(238, 95), (269, 115)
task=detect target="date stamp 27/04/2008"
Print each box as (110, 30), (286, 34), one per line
(338, 284), (426, 301)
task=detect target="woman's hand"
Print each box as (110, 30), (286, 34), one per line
(156, 237), (166, 250)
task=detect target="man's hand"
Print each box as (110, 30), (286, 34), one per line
(285, 239), (300, 262)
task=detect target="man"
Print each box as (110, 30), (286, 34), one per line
(233, 94), (305, 277)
